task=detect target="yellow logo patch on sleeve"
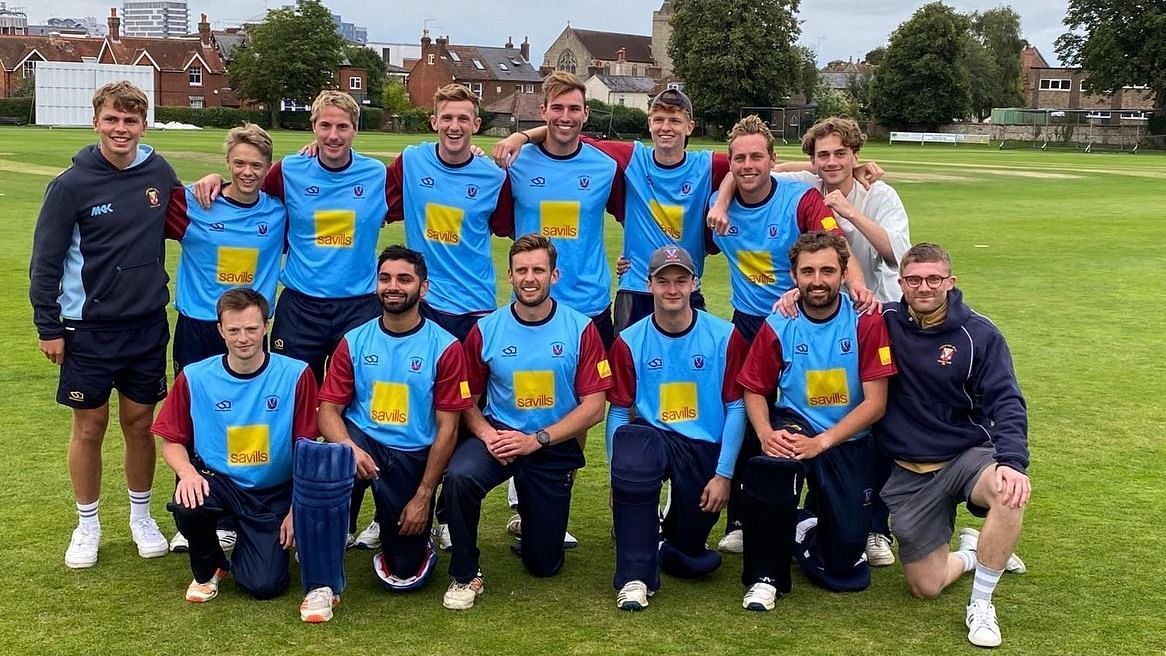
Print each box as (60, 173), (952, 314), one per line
(878, 346), (892, 366)
(459, 380), (471, 399)
(227, 425), (270, 466)
(597, 359), (612, 379)
(822, 216), (838, 231)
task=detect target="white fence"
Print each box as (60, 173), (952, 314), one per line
(889, 131), (991, 146)
(34, 61), (156, 127)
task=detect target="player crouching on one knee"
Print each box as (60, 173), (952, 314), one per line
(153, 289), (318, 604)
(875, 242), (1030, 648)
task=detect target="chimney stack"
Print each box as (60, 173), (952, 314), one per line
(198, 13), (211, 46)
(108, 8), (120, 42)
(520, 36), (530, 62)
(421, 28), (431, 51)
(505, 36), (514, 49)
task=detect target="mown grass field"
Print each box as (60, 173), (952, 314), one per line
(1, 125), (1164, 655)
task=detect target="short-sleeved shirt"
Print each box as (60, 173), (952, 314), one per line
(464, 300), (612, 433)
(738, 295), (896, 439)
(152, 353), (318, 489)
(319, 316), (472, 450)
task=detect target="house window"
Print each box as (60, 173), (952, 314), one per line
(667, 82), (682, 91)
(427, 54), (435, 65)
(470, 82), (483, 97)
(23, 60), (37, 78)
(472, 59), (485, 70)
(496, 85), (502, 94)
(1039, 79), (1071, 91)
(618, 96), (626, 106)
(448, 51), (461, 62)
(349, 76), (362, 90)
(189, 66), (202, 86)
(557, 49), (576, 74)
(499, 63), (508, 71)
(189, 96), (204, 109)
(524, 84), (534, 94)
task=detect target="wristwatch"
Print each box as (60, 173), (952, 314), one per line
(535, 429), (551, 447)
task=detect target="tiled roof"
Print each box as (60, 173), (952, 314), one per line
(591, 74), (656, 94)
(572, 28), (653, 63)
(105, 36), (225, 72)
(0, 34), (104, 71)
(441, 44), (543, 83)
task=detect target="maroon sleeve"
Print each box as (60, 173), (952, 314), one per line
(318, 338), (356, 406)
(463, 324), (490, 396)
(165, 188), (190, 240)
(385, 156), (404, 223)
(434, 340), (475, 411)
(737, 322), (784, 396)
(711, 151), (731, 188)
(584, 137), (635, 170)
(796, 186), (843, 236)
(722, 328), (748, 403)
(152, 373), (194, 445)
(606, 336), (636, 408)
(574, 322), (614, 396)
(262, 160), (284, 200)
(598, 143), (628, 223)
(857, 311), (898, 382)
(292, 368), (320, 440)
(489, 175), (515, 238)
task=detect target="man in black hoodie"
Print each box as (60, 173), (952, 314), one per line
(30, 81), (181, 570)
(876, 243), (1029, 649)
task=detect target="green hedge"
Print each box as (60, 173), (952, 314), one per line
(0, 97), (34, 122)
(361, 107), (384, 130)
(156, 106), (269, 128)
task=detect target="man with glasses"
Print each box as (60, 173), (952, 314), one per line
(876, 243), (1030, 649)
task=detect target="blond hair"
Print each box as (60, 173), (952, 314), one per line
(310, 90), (360, 126)
(801, 117), (866, 156)
(727, 115), (775, 155)
(542, 70), (586, 105)
(433, 84), (481, 117)
(92, 81), (149, 120)
(224, 123), (273, 162)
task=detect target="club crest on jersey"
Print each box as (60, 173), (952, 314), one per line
(305, 186), (320, 196)
(364, 354), (379, 365)
(502, 345), (518, 357)
(795, 343), (809, 355)
(257, 223), (269, 236)
(938, 344), (957, 366)
(691, 355), (705, 370)
(265, 395), (280, 411)
(215, 400), (232, 411)
(420, 177), (435, 188)
(839, 339), (852, 354)
(767, 224), (779, 239)
(409, 357), (424, 372)
(863, 487), (874, 507)
(578, 176), (591, 190)
(648, 357), (663, 370)
(209, 222), (225, 232)
(551, 342), (565, 357)
(530, 177), (546, 187)
(353, 185), (365, 198)
(466, 184), (479, 199)
(680, 182), (692, 196)
(146, 187), (160, 207)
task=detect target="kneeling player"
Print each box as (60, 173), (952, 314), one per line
(297, 246), (472, 622)
(606, 246), (748, 610)
(152, 289), (318, 602)
(736, 232), (896, 610)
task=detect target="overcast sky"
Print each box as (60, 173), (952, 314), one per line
(23, 0), (1071, 66)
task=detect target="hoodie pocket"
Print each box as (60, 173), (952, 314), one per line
(93, 260), (169, 305)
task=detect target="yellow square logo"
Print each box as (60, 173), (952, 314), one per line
(597, 359), (611, 379)
(314, 210), (356, 248)
(370, 381), (409, 424)
(425, 203), (464, 245)
(878, 346), (892, 366)
(514, 370), (555, 410)
(659, 382), (698, 424)
(216, 246), (259, 285)
(227, 425), (270, 467)
(821, 216), (839, 231)
(539, 201), (580, 239)
(806, 368), (850, 407)
(737, 250), (776, 285)
(649, 200), (683, 240)
(459, 380), (471, 399)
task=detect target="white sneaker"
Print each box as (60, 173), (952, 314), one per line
(718, 529), (743, 554)
(957, 528), (1026, 574)
(353, 520), (381, 550)
(563, 530), (579, 549)
(616, 580), (652, 611)
(345, 533), (357, 549)
(130, 517), (169, 559)
(436, 523), (453, 551)
(217, 529), (237, 553)
(742, 582), (778, 611)
(300, 586), (340, 623)
(65, 524), (101, 569)
(966, 599), (1002, 647)
(185, 567), (228, 603)
(443, 572), (484, 610)
(865, 533), (895, 567)
(506, 513), (579, 548)
(169, 531), (189, 553)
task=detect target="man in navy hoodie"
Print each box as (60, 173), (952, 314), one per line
(30, 81), (181, 569)
(876, 243), (1030, 649)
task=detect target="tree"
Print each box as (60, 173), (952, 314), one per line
(669, 0), (802, 129)
(966, 7), (1025, 118)
(343, 44), (387, 108)
(382, 78), (412, 116)
(1056, 0), (1166, 111)
(793, 45), (820, 102)
(228, 0), (345, 126)
(870, 2), (971, 129)
(863, 46), (886, 66)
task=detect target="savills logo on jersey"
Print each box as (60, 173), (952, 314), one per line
(90, 203), (114, 216)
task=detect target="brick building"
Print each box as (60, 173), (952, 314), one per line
(1021, 46), (1153, 114)
(406, 32), (542, 109)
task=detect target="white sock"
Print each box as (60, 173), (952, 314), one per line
(76, 500), (100, 530)
(954, 549), (976, 573)
(970, 558), (1003, 604)
(128, 488), (152, 521)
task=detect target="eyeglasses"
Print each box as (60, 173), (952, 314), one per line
(902, 275), (952, 289)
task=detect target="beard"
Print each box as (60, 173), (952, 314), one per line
(514, 285), (550, 308)
(801, 284), (840, 309)
(380, 289), (421, 315)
